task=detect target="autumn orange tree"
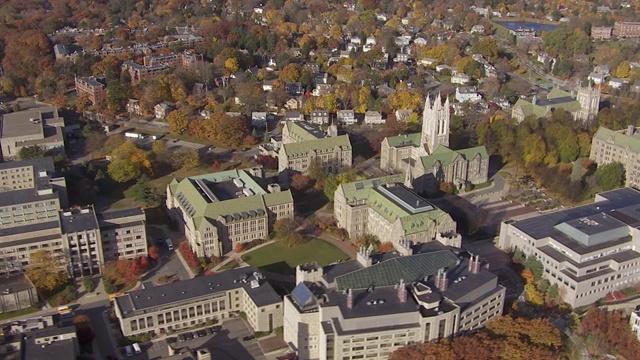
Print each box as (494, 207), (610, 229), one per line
(390, 316), (563, 360)
(577, 308), (640, 358)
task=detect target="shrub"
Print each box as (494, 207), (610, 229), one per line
(234, 243), (245, 253)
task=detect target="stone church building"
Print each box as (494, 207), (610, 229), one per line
(380, 94), (489, 193)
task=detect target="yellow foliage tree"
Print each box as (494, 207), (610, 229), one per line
(224, 57), (240, 74)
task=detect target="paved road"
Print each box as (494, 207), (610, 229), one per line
(144, 226), (191, 281)
(461, 172), (508, 204)
(76, 299), (119, 359)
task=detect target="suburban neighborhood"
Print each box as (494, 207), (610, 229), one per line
(2, 0), (640, 359)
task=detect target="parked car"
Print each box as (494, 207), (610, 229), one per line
(205, 327), (213, 335)
(192, 331), (199, 338)
(185, 332), (194, 340)
(197, 329), (207, 337)
(242, 335), (255, 341)
(178, 334), (186, 342)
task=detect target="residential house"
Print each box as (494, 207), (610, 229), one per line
(451, 73), (471, 85)
(455, 87), (482, 102)
(418, 58), (438, 67)
(286, 83), (304, 96)
(312, 84), (332, 97)
(154, 102), (175, 119)
(395, 109), (413, 122)
(588, 72), (607, 85)
(310, 110), (330, 125)
(252, 112), (268, 128)
(127, 99), (143, 115)
(364, 111), (384, 125)
(312, 72), (328, 85)
(337, 110), (356, 125)
(608, 78), (627, 90)
(470, 25), (485, 34)
(262, 80), (275, 92)
(284, 111), (304, 122)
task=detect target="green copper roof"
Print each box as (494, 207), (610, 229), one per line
(168, 169), (293, 231)
(335, 250), (460, 290)
(284, 122), (324, 142)
(400, 211), (449, 235)
(594, 127), (640, 153)
(339, 174), (405, 202)
(513, 98), (549, 119)
(514, 88), (581, 119)
(281, 134), (351, 158)
(384, 132), (422, 148)
(365, 187), (449, 234)
(420, 145), (488, 169)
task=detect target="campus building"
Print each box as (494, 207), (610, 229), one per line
(0, 105), (66, 161)
(380, 94), (489, 193)
(114, 267), (283, 336)
(511, 85), (601, 123)
(498, 187), (640, 308)
(334, 176), (461, 247)
(278, 122), (352, 176)
(74, 76), (106, 106)
(0, 158), (147, 278)
(590, 126), (640, 189)
(166, 168), (294, 258)
(122, 61), (169, 83)
(284, 244), (506, 360)
(613, 22), (640, 38)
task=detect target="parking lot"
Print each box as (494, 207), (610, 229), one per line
(139, 318), (266, 360)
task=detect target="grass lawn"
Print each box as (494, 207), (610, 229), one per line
(218, 259), (240, 271)
(0, 306), (39, 321)
(242, 238), (349, 275)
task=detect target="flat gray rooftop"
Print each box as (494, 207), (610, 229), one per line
(512, 188), (640, 246)
(115, 267), (281, 318)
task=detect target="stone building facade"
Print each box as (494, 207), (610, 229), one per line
(590, 126), (640, 189)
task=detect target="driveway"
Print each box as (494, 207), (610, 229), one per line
(143, 226), (191, 282)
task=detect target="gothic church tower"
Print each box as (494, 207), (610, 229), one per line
(576, 82), (601, 123)
(421, 93), (450, 154)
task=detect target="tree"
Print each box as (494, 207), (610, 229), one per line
(171, 148), (200, 170)
(224, 57), (240, 73)
(148, 245), (160, 260)
(324, 171), (357, 201)
(18, 145), (46, 160)
(25, 250), (67, 291)
(167, 109), (190, 135)
(102, 277), (117, 294)
(273, 216), (303, 239)
(595, 162), (625, 191)
(216, 114), (252, 146)
(234, 243), (245, 253)
(82, 277), (95, 293)
(75, 94), (91, 112)
(73, 315), (95, 346)
(108, 160), (140, 183)
(290, 174), (313, 192)
(616, 61), (631, 78)
(280, 63), (301, 83)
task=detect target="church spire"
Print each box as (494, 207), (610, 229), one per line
(404, 160), (414, 189)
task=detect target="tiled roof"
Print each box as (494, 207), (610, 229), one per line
(168, 169), (293, 231)
(420, 145), (488, 169)
(335, 250), (460, 290)
(593, 127), (640, 153)
(281, 135), (351, 158)
(366, 188), (449, 234)
(384, 132), (421, 148)
(339, 174), (405, 202)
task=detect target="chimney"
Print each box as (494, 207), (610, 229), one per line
(346, 289), (353, 309)
(435, 268), (448, 291)
(468, 254), (481, 274)
(397, 279), (407, 303)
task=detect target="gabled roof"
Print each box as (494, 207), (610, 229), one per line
(335, 250), (460, 290)
(281, 135), (351, 158)
(384, 132), (421, 148)
(168, 169), (293, 231)
(594, 127), (640, 153)
(420, 145), (488, 169)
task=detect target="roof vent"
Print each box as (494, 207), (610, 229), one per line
(182, 291), (186, 294)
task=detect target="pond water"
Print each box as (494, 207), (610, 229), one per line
(497, 21), (559, 35)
